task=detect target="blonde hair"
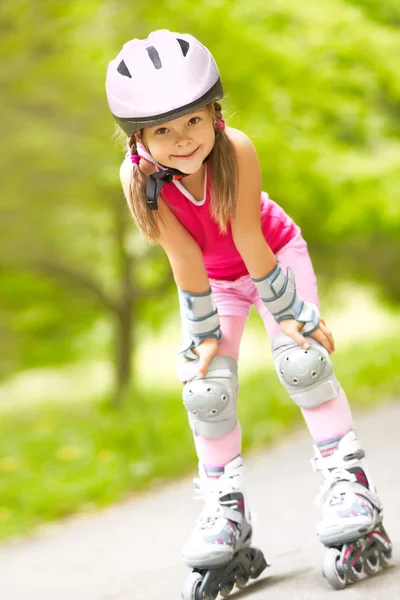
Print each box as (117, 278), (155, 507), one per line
(122, 101), (238, 242)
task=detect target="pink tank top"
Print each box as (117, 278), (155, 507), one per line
(161, 166), (298, 281)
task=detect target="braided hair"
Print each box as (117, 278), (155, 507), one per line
(208, 101), (238, 232)
(126, 132), (162, 240)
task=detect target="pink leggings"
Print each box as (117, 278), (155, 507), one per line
(193, 231), (354, 467)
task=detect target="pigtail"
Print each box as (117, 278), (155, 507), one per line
(208, 101), (238, 233)
(126, 133), (161, 242)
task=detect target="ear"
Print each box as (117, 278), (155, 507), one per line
(135, 131), (142, 142)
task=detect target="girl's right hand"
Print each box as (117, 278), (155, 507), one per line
(191, 338), (219, 378)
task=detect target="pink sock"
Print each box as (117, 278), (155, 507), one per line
(301, 387), (354, 444)
(195, 424), (242, 467)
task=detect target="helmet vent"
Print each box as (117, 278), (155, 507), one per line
(146, 46), (162, 69)
(177, 38), (189, 56)
(117, 60), (132, 78)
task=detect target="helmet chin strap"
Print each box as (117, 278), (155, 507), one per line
(136, 142), (210, 210)
(136, 142), (188, 210)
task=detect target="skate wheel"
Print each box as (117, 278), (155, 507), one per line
(219, 581), (234, 597)
(364, 552), (380, 576)
(346, 562), (364, 584)
(235, 575), (249, 589)
(323, 548), (347, 590)
(203, 592), (218, 600)
(181, 571), (203, 600)
(379, 549), (393, 568)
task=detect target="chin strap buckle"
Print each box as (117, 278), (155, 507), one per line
(145, 170), (173, 210)
(146, 168), (186, 210)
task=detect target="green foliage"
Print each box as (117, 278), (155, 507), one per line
(0, 1), (174, 380)
(345, 0), (400, 27)
(0, 335), (399, 541)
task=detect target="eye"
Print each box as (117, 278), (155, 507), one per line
(188, 117), (200, 125)
(155, 127), (169, 135)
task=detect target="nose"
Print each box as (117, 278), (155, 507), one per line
(175, 129), (192, 148)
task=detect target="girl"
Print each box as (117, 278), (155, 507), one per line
(106, 30), (391, 595)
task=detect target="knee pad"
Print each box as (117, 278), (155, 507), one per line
(272, 332), (340, 409)
(180, 356), (238, 438)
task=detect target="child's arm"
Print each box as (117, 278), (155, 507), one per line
(156, 199), (223, 376)
(228, 129), (334, 354)
(155, 198), (211, 293)
(120, 156), (210, 292)
(120, 161), (219, 376)
(228, 128), (277, 279)
(156, 200), (221, 377)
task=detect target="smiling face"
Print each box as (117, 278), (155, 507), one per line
(140, 106), (216, 174)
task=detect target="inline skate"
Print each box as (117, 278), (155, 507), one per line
(312, 430), (393, 589)
(181, 455), (268, 599)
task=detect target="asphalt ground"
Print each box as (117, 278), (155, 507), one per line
(0, 402), (399, 600)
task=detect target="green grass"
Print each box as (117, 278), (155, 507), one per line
(0, 336), (399, 542)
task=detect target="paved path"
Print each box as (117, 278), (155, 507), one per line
(1, 403), (399, 600)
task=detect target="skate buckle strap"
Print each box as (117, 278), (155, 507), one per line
(315, 468), (383, 511)
(315, 468), (356, 508)
(193, 476), (244, 526)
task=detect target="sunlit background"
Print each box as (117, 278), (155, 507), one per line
(0, 0), (399, 540)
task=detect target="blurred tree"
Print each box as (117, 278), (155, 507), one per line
(0, 1), (175, 405)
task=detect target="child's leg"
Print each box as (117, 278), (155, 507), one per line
(253, 232), (385, 558)
(254, 231), (354, 445)
(181, 310), (259, 570)
(194, 314), (246, 467)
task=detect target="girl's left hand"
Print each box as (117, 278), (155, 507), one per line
(279, 317), (335, 354)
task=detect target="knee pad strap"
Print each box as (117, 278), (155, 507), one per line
(272, 332), (340, 409)
(181, 356), (238, 438)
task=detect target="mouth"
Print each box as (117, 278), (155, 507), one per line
(172, 147), (200, 160)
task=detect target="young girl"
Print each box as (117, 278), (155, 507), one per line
(106, 30), (391, 596)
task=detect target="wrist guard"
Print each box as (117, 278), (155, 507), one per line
(253, 264), (319, 335)
(178, 288), (222, 360)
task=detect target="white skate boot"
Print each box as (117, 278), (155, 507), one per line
(312, 430), (392, 589)
(181, 455), (268, 599)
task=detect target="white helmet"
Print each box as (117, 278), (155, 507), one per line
(106, 30), (223, 135)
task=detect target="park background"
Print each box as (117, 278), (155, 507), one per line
(0, 0), (399, 541)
